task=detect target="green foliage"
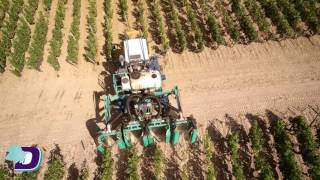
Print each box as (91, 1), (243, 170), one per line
(104, 0), (113, 59)
(152, 0), (169, 52)
(244, 0), (270, 33)
(4, 0), (24, 38)
(292, 116), (320, 179)
(67, 0), (81, 63)
(10, 19), (31, 75)
(216, 0), (240, 42)
(126, 146), (140, 180)
(85, 33), (97, 62)
(290, 0), (320, 33)
(207, 14), (225, 45)
(239, 15), (258, 41)
(249, 120), (274, 180)
(0, 164), (10, 180)
(0, 0), (9, 28)
(15, 170), (39, 180)
(0, 31), (11, 72)
(168, 0), (187, 51)
(231, 0), (258, 42)
(24, 0), (39, 24)
(43, 0), (53, 11)
(120, 0), (128, 20)
(44, 145), (66, 180)
(224, 11), (240, 42)
(101, 149), (113, 180)
(85, 0), (97, 63)
(276, 0), (303, 33)
(153, 145), (164, 179)
(0, 0), (24, 73)
(249, 120), (264, 160)
(47, 0), (66, 70)
(204, 132), (216, 180)
(227, 133), (245, 180)
(184, 0), (204, 50)
(199, 0), (225, 45)
(258, 0), (294, 37)
(79, 160), (89, 180)
(27, 12), (48, 70)
(271, 119), (301, 180)
(137, 0), (148, 40)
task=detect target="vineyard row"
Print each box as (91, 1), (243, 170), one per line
(0, 0), (319, 74)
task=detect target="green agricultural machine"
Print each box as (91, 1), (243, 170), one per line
(97, 32), (198, 153)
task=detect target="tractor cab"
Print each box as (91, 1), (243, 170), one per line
(116, 31), (165, 93)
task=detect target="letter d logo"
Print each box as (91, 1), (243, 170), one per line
(5, 145), (43, 172)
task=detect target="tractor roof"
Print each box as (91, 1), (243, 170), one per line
(124, 38), (149, 63)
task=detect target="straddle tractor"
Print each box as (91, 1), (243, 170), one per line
(96, 31), (198, 153)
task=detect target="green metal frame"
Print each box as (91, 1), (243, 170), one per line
(97, 117), (198, 153)
(97, 72), (198, 153)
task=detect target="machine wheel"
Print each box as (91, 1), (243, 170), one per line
(126, 94), (143, 121)
(141, 95), (162, 119)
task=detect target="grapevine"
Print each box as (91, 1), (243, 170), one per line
(215, 0), (240, 42)
(244, 0), (270, 33)
(85, 0), (98, 63)
(168, 0), (187, 50)
(227, 133), (245, 180)
(101, 148), (113, 180)
(67, 0), (81, 64)
(199, 0), (225, 45)
(43, 0), (53, 11)
(184, 0), (204, 50)
(104, 0), (113, 59)
(126, 146), (140, 180)
(0, 0), (24, 72)
(276, 0), (303, 33)
(44, 145), (66, 180)
(47, 0), (66, 70)
(152, 0), (169, 52)
(292, 116), (320, 179)
(119, 0), (128, 21)
(258, 0), (294, 37)
(249, 120), (274, 179)
(10, 19), (31, 75)
(290, 0), (320, 33)
(24, 0), (39, 24)
(231, 0), (258, 42)
(271, 119), (301, 179)
(153, 145), (164, 179)
(27, 12), (49, 70)
(137, 0), (148, 40)
(0, 0), (9, 28)
(204, 132), (216, 180)
(0, 164), (10, 180)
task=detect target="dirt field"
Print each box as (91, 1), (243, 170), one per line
(0, 0), (320, 178)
